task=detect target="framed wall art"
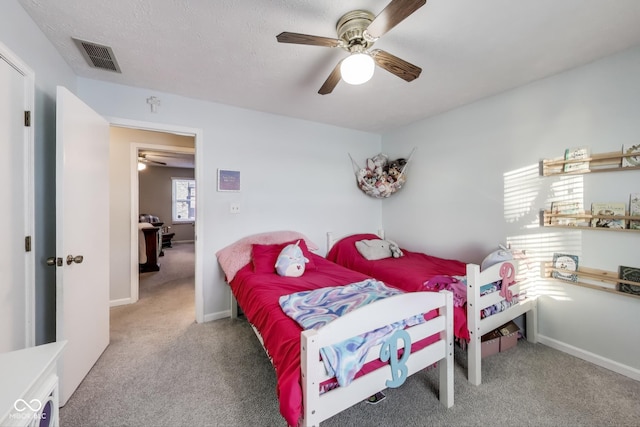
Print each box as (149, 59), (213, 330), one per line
(217, 169), (241, 192)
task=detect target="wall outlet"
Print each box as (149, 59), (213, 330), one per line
(230, 203), (240, 214)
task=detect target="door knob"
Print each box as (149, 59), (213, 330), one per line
(46, 257), (63, 267)
(66, 255), (84, 265)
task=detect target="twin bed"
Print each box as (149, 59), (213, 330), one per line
(216, 231), (538, 426)
(326, 232), (538, 386)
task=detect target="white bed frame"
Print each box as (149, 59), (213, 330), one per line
(466, 261), (537, 385)
(326, 232), (538, 387)
(231, 290), (454, 427)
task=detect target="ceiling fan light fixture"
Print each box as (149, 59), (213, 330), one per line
(138, 162), (146, 171)
(340, 53), (375, 85)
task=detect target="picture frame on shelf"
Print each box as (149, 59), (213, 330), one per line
(618, 265), (640, 296)
(563, 147), (590, 173)
(217, 169), (241, 192)
(590, 202), (626, 229)
(551, 253), (579, 282)
(621, 143), (640, 168)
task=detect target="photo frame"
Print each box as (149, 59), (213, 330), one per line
(217, 169), (241, 192)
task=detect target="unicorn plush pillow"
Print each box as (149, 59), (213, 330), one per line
(275, 240), (309, 277)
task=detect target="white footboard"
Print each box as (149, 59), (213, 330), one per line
(301, 290), (454, 427)
(466, 262), (538, 385)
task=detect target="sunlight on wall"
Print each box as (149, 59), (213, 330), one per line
(503, 164), (540, 226)
(504, 164), (585, 301)
(507, 231), (582, 301)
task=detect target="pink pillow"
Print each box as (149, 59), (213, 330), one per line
(252, 239), (317, 274)
(215, 231), (319, 282)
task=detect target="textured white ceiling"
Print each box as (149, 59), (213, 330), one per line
(17, 0), (640, 133)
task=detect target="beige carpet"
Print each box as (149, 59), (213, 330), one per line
(60, 242), (640, 426)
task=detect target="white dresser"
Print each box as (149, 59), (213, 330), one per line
(0, 341), (66, 427)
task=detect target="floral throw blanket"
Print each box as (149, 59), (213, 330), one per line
(279, 279), (424, 387)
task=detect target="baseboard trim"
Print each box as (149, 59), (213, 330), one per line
(537, 334), (640, 381)
(110, 298), (132, 307)
(203, 309), (231, 323)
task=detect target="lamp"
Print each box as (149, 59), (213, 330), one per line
(340, 53), (375, 85)
(138, 162), (146, 171)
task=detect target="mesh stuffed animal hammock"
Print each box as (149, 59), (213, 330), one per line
(350, 148), (415, 198)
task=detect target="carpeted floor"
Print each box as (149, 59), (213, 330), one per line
(60, 242), (640, 426)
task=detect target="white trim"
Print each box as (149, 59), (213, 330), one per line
(537, 334), (640, 382)
(109, 297), (133, 307)
(0, 41), (36, 348)
(203, 310), (232, 323)
(107, 117), (205, 324)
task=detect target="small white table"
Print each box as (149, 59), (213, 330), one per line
(0, 341), (66, 427)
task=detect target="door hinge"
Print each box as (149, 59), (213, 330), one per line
(24, 111), (31, 127)
(25, 236), (32, 252)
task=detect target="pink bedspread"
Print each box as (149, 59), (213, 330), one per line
(230, 254), (439, 426)
(326, 233), (470, 339)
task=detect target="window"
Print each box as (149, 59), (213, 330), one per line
(172, 178), (196, 222)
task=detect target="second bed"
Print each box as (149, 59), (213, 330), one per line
(326, 232), (538, 385)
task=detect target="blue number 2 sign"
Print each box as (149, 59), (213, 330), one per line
(380, 329), (411, 388)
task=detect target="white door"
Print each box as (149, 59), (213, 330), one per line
(0, 46), (34, 353)
(55, 86), (110, 406)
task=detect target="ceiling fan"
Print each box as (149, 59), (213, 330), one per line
(138, 153), (166, 166)
(276, 0), (426, 95)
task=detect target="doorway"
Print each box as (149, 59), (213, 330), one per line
(108, 119), (204, 323)
(135, 143), (195, 304)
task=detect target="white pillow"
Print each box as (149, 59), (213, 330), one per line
(355, 239), (393, 261)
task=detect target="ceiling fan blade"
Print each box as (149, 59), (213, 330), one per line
(366, 0), (427, 39)
(276, 32), (341, 48)
(318, 61), (342, 95)
(371, 49), (422, 82)
(139, 155), (167, 166)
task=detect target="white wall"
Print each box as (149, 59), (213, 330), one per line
(381, 45), (640, 377)
(78, 78), (383, 319)
(1, 0), (78, 344)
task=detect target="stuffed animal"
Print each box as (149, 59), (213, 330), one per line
(275, 240), (309, 277)
(386, 158), (407, 185)
(355, 239), (404, 260)
(388, 240), (404, 258)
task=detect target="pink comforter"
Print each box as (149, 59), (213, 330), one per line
(326, 233), (469, 339)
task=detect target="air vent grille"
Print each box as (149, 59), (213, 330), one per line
(73, 38), (122, 73)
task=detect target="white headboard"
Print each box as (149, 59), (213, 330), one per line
(326, 229), (385, 251)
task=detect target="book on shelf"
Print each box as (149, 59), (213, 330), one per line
(551, 253), (579, 282)
(590, 202), (626, 229)
(630, 193), (640, 230)
(563, 147), (590, 172)
(618, 265), (640, 296)
(621, 143), (640, 168)
(549, 201), (585, 226)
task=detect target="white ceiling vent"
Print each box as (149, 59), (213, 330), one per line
(73, 38), (122, 73)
